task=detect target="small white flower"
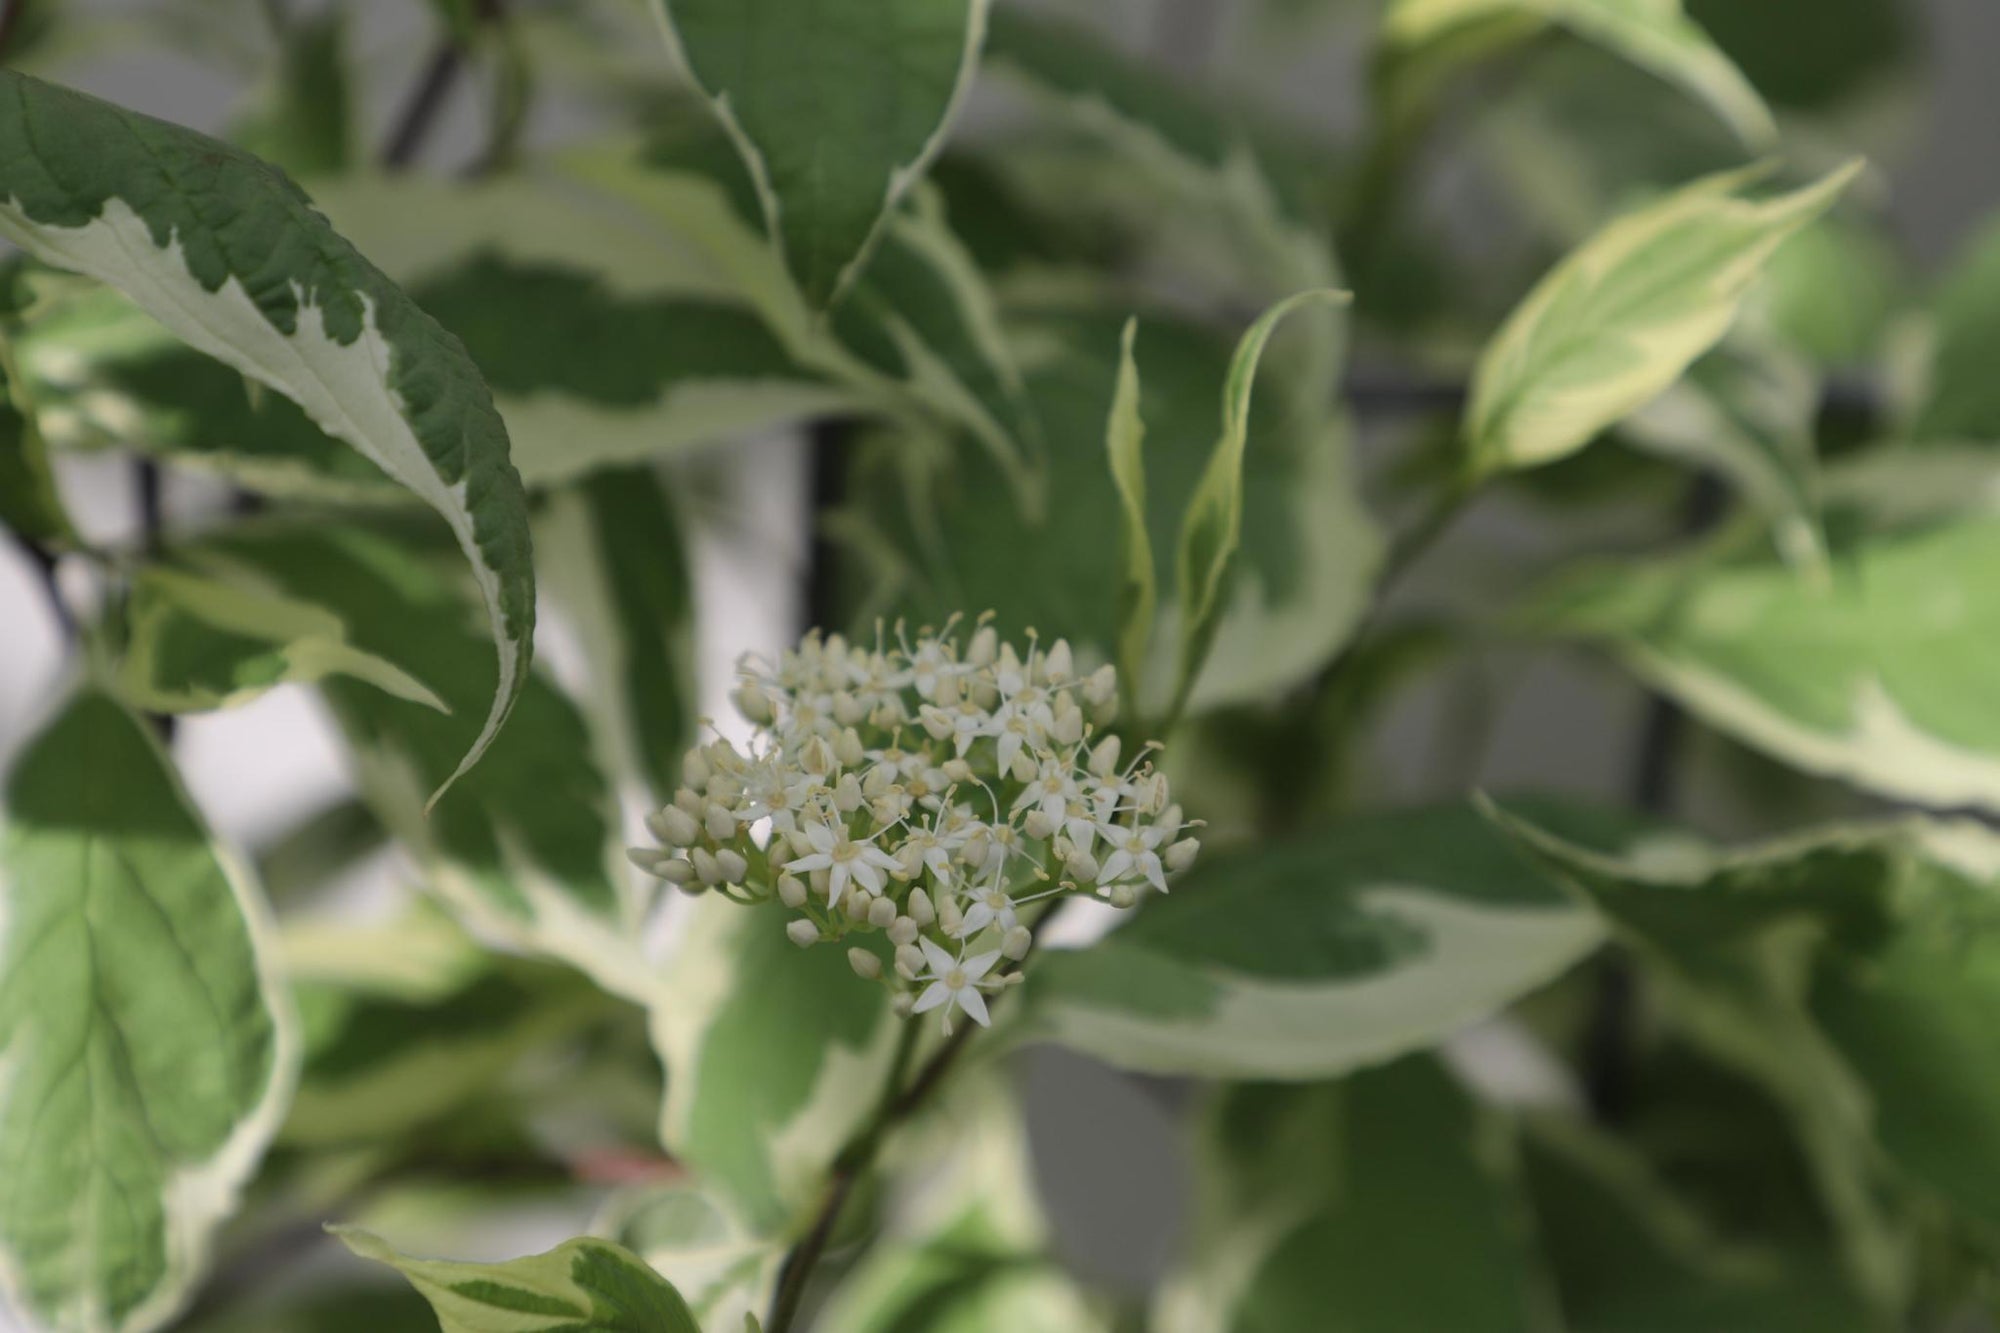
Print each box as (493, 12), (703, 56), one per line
(957, 880), (1019, 937)
(1096, 820), (1171, 894)
(786, 820), (900, 903)
(912, 938), (1001, 1029)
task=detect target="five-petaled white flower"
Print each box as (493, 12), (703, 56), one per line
(787, 820), (900, 902)
(912, 938), (1001, 1029)
(957, 880), (1019, 937)
(1097, 820), (1172, 894)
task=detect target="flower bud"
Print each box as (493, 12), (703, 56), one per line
(1010, 750), (1037, 784)
(833, 692), (865, 726)
(704, 803), (737, 843)
(907, 888), (935, 927)
(1065, 848), (1100, 882)
(674, 785), (704, 816)
(919, 706), (954, 742)
(691, 848), (723, 886)
(895, 943), (925, 980)
(1050, 699), (1083, 746)
(649, 806), (698, 847)
(659, 858), (696, 886)
(843, 888), (871, 920)
(778, 874), (808, 908)
(801, 735), (836, 776)
(833, 773), (864, 813)
(862, 763), (894, 796)
(733, 682), (775, 725)
(1108, 884), (1138, 909)
(891, 990), (915, 1017)
(848, 948), (882, 981)
(1023, 809), (1055, 840)
(1045, 639), (1074, 683)
(831, 726), (864, 768)
(787, 919), (820, 948)
(936, 894), (964, 936)
(867, 896), (898, 928)
(682, 749), (712, 789)
(715, 849), (749, 884)
(1083, 663), (1117, 707)
(626, 846), (670, 875)
(968, 624), (998, 666)
(1166, 838), (1200, 873)
(1089, 735), (1122, 779)
(1002, 925), (1033, 960)
(1160, 802), (1184, 834)
(888, 915), (919, 946)
(934, 672), (963, 706)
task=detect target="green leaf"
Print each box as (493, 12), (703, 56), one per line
(0, 688), (296, 1333)
(0, 70), (535, 806)
(534, 466), (696, 801)
(599, 1184), (782, 1330)
(1105, 318), (1155, 698)
(307, 171), (871, 487)
(1381, 0), (1776, 147)
(648, 899), (901, 1232)
(1620, 337), (1825, 570)
(648, 0), (990, 307)
(1684, 0), (1914, 115)
(1523, 1117), (1881, 1332)
(284, 938), (605, 1149)
(1912, 214), (2000, 443)
(1530, 449), (2000, 815)
(843, 308), (1379, 716)
(1022, 802), (1621, 1079)
(982, 8), (1340, 314)
(1484, 805), (1929, 1307)
(0, 324), (73, 546)
(184, 521), (653, 1001)
(116, 563), (447, 714)
(1158, 1057), (1552, 1333)
(335, 1229), (700, 1333)
(1172, 289), (1348, 718)
(231, 8), (354, 176)
(818, 1078), (1107, 1333)
(1466, 160), (1860, 476)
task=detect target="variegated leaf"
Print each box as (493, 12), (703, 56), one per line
(1382, 0), (1775, 147)
(1530, 449), (2000, 815)
(1022, 804), (1621, 1079)
(646, 0), (990, 308)
(1466, 161), (1858, 477)
(0, 70), (534, 802)
(0, 688), (297, 1333)
(116, 564), (445, 715)
(335, 1229), (699, 1333)
(647, 899), (901, 1233)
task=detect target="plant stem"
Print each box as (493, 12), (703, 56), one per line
(764, 902), (1066, 1332)
(803, 418), (852, 638)
(7, 527), (72, 642)
(380, 42), (462, 170)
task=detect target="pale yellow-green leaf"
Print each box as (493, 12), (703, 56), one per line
(1171, 288), (1348, 719)
(1382, 0), (1775, 147)
(1105, 317), (1155, 698)
(1466, 161), (1861, 476)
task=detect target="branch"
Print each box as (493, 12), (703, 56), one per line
(6, 527), (71, 642)
(379, 41), (463, 171)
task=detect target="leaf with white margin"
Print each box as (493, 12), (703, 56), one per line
(1466, 161), (1860, 477)
(842, 309), (1381, 717)
(648, 899), (901, 1233)
(534, 465), (696, 802)
(0, 687), (297, 1333)
(981, 7), (1341, 326)
(1530, 448), (2000, 816)
(596, 1184), (782, 1332)
(1104, 318), (1155, 700)
(0, 69), (535, 805)
(818, 1076), (1109, 1333)
(116, 564), (446, 715)
(306, 171), (874, 488)
(1172, 289), (1349, 719)
(184, 521), (655, 1004)
(1496, 803), (2000, 1252)
(1157, 1055), (1552, 1333)
(334, 1229), (700, 1333)
(1622, 336), (1826, 572)
(1382, 0), (1776, 147)
(1021, 802), (1625, 1079)
(645, 0), (991, 308)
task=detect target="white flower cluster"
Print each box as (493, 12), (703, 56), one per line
(628, 619), (1198, 1032)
